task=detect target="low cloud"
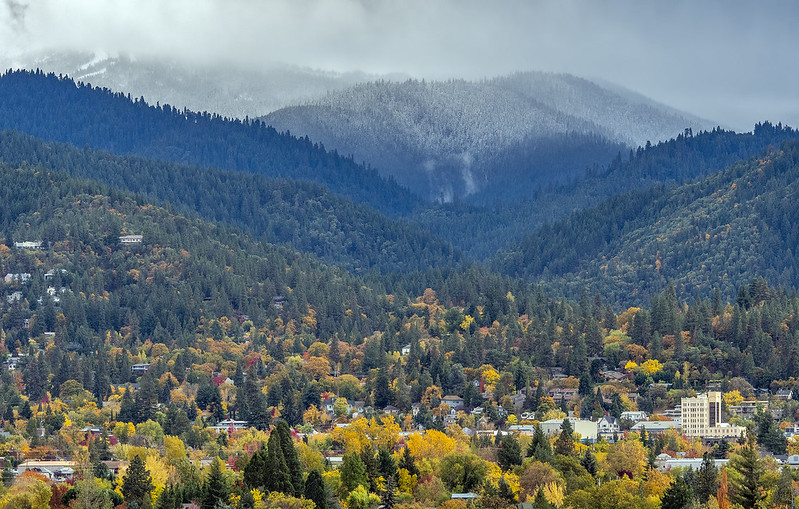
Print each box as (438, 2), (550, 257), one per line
(1, 0), (797, 130)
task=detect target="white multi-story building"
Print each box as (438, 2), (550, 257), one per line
(681, 392), (745, 439)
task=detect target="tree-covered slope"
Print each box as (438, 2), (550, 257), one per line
(0, 163), (399, 350)
(0, 130), (459, 274)
(414, 123), (799, 259)
(0, 69), (417, 216)
(495, 137), (799, 304)
(263, 73), (711, 202)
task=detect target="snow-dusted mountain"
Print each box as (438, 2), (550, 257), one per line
(1, 51), (403, 119)
(263, 73), (716, 202)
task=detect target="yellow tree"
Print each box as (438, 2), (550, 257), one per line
(605, 440), (646, 478)
(406, 430), (457, 461)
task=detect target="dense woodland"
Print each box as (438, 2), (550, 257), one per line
(0, 131), (458, 274)
(0, 70), (416, 216)
(3, 71), (799, 509)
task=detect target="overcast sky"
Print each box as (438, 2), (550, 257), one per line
(1, 0), (797, 130)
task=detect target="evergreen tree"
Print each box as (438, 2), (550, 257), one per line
(377, 448), (398, 481)
(580, 450), (598, 477)
(729, 436), (765, 509)
(243, 448), (266, 489)
(553, 419), (575, 456)
(497, 434), (522, 471)
(695, 452), (718, 504)
(202, 458), (229, 509)
(527, 424), (553, 463)
(531, 487), (553, 509)
(340, 453), (368, 493)
(275, 421), (304, 496)
(122, 455), (154, 507)
(399, 446), (418, 477)
(264, 431), (293, 494)
(304, 470), (329, 509)
(773, 467), (795, 509)
(661, 474), (694, 509)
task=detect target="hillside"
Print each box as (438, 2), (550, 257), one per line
(495, 135), (799, 304)
(413, 123), (799, 259)
(0, 130), (459, 274)
(0, 164), (403, 348)
(0, 69), (417, 216)
(0, 51), (405, 119)
(263, 73), (713, 202)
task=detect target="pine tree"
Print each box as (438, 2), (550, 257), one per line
(553, 419), (575, 456)
(264, 430), (293, 494)
(729, 436), (765, 509)
(275, 420), (304, 496)
(527, 424), (553, 463)
(497, 434), (522, 471)
(304, 470), (329, 509)
(122, 455), (154, 507)
(243, 447), (266, 489)
(399, 446), (418, 477)
(695, 452), (718, 504)
(202, 458), (229, 509)
(340, 453), (368, 493)
(661, 474), (694, 509)
(580, 450), (598, 477)
(531, 487), (553, 509)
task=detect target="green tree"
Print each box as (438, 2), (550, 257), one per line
(580, 450), (598, 478)
(553, 419), (575, 457)
(276, 420), (304, 496)
(304, 470), (329, 509)
(439, 452), (487, 493)
(340, 453), (368, 494)
(498, 434), (523, 471)
(202, 458), (229, 509)
(695, 452), (717, 504)
(265, 430), (293, 494)
(122, 455), (154, 507)
(527, 423), (553, 464)
(660, 474), (694, 509)
(729, 436), (765, 509)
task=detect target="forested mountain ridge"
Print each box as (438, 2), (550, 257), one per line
(496, 135), (799, 305)
(0, 130), (459, 274)
(263, 73), (712, 202)
(0, 69), (417, 216)
(413, 123), (799, 260)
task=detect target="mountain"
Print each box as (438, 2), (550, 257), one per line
(1, 50), (406, 119)
(0, 130), (459, 274)
(0, 69), (417, 216)
(413, 123), (799, 259)
(262, 72), (714, 202)
(495, 131), (799, 304)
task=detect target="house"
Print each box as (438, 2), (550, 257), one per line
(776, 389), (794, 401)
(208, 419), (249, 433)
(401, 344), (411, 356)
(272, 296), (286, 309)
(7, 291), (23, 304)
(383, 405), (399, 416)
(727, 400), (768, 419)
(16, 460), (76, 481)
(442, 395), (465, 409)
(4, 273), (32, 284)
(548, 388), (578, 403)
(510, 393), (526, 410)
(14, 241), (42, 250)
(620, 411), (648, 423)
(119, 235), (143, 244)
(131, 363), (151, 375)
(411, 403), (421, 416)
(602, 370), (627, 382)
(597, 416), (619, 439)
